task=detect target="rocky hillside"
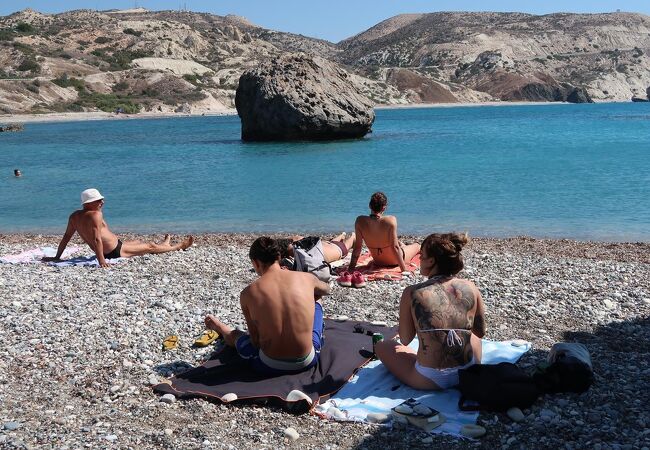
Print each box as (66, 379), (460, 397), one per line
(1, 8), (649, 115)
(341, 12), (650, 103)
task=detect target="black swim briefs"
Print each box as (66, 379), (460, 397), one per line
(103, 239), (122, 259)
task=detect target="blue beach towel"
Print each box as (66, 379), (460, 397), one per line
(319, 338), (531, 438)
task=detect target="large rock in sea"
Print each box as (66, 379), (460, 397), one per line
(235, 54), (375, 141)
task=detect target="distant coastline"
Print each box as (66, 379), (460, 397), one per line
(0, 109), (237, 125)
(0, 100), (626, 125)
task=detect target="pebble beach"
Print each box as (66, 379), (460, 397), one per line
(0, 233), (649, 449)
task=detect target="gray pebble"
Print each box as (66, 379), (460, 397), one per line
(4, 421), (20, 431)
(160, 393), (176, 404)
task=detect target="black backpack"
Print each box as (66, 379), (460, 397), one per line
(458, 363), (540, 411)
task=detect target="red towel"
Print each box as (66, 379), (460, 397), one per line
(341, 252), (421, 281)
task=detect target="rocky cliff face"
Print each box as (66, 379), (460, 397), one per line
(1, 9), (649, 114)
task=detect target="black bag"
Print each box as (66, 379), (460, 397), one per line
(458, 363), (540, 411)
(533, 343), (594, 394)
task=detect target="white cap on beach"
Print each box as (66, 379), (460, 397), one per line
(81, 188), (104, 205)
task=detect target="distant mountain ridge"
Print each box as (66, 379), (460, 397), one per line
(1, 8), (649, 115)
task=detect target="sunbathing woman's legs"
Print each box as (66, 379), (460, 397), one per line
(401, 242), (421, 263)
(120, 235), (193, 257)
(375, 339), (441, 390)
(323, 232), (355, 262)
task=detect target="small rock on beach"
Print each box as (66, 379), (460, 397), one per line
(284, 427), (300, 441)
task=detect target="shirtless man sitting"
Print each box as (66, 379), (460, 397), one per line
(205, 236), (331, 375)
(375, 232), (486, 390)
(42, 188), (193, 268)
(348, 192), (420, 273)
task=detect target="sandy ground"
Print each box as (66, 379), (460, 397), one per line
(2, 99), (617, 125)
(0, 110), (238, 125)
(0, 233), (648, 449)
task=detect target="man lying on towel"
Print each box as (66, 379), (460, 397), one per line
(42, 188), (193, 268)
(205, 236), (331, 375)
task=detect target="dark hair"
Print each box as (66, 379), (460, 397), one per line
(421, 232), (469, 276)
(369, 191), (387, 213)
(249, 237), (281, 265)
(275, 238), (293, 259)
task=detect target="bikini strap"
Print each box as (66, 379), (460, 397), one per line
(418, 328), (469, 347)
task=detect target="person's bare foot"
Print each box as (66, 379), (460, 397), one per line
(204, 314), (229, 335)
(162, 234), (171, 245)
(179, 235), (194, 250)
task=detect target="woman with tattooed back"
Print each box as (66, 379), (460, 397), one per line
(375, 233), (486, 390)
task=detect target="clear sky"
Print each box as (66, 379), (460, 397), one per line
(2, 1), (649, 42)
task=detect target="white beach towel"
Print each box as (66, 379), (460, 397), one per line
(0, 246), (124, 266)
(318, 338), (531, 438)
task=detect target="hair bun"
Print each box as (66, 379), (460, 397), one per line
(450, 232), (469, 252)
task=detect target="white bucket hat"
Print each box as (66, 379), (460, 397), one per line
(81, 188), (104, 205)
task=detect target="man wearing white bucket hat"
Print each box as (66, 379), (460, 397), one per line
(43, 188), (193, 267)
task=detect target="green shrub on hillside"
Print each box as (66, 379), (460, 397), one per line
(25, 82), (39, 93)
(52, 74), (86, 91)
(17, 59), (40, 73)
(112, 81), (129, 91)
(15, 22), (35, 33)
(74, 92), (141, 114)
(94, 36), (112, 44)
(13, 41), (34, 55)
(0, 28), (15, 41)
(123, 28), (142, 37)
(161, 90), (206, 105)
(107, 49), (152, 70)
(183, 74), (202, 85)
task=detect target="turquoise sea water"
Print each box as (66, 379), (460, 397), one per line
(1, 103), (649, 241)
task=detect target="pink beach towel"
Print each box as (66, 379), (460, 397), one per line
(340, 252), (421, 281)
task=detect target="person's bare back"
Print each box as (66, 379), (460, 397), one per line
(242, 266), (324, 359)
(205, 237), (331, 375)
(69, 209), (119, 255)
(409, 277), (485, 369)
(349, 192), (420, 272)
(355, 214), (402, 266)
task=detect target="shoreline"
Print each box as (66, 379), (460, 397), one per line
(1, 99), (627, 124)
(0, 109), (237, 124)
(2, 232), (649, 264)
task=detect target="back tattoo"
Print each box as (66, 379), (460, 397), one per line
(411, 279), (476, 365)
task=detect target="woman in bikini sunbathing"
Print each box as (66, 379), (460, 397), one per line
(277, 232), (356, 264)
(375, 232), (486, 390)
(347, 192), (420, 273)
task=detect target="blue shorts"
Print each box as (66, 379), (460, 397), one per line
(236, 302), (324, 376)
